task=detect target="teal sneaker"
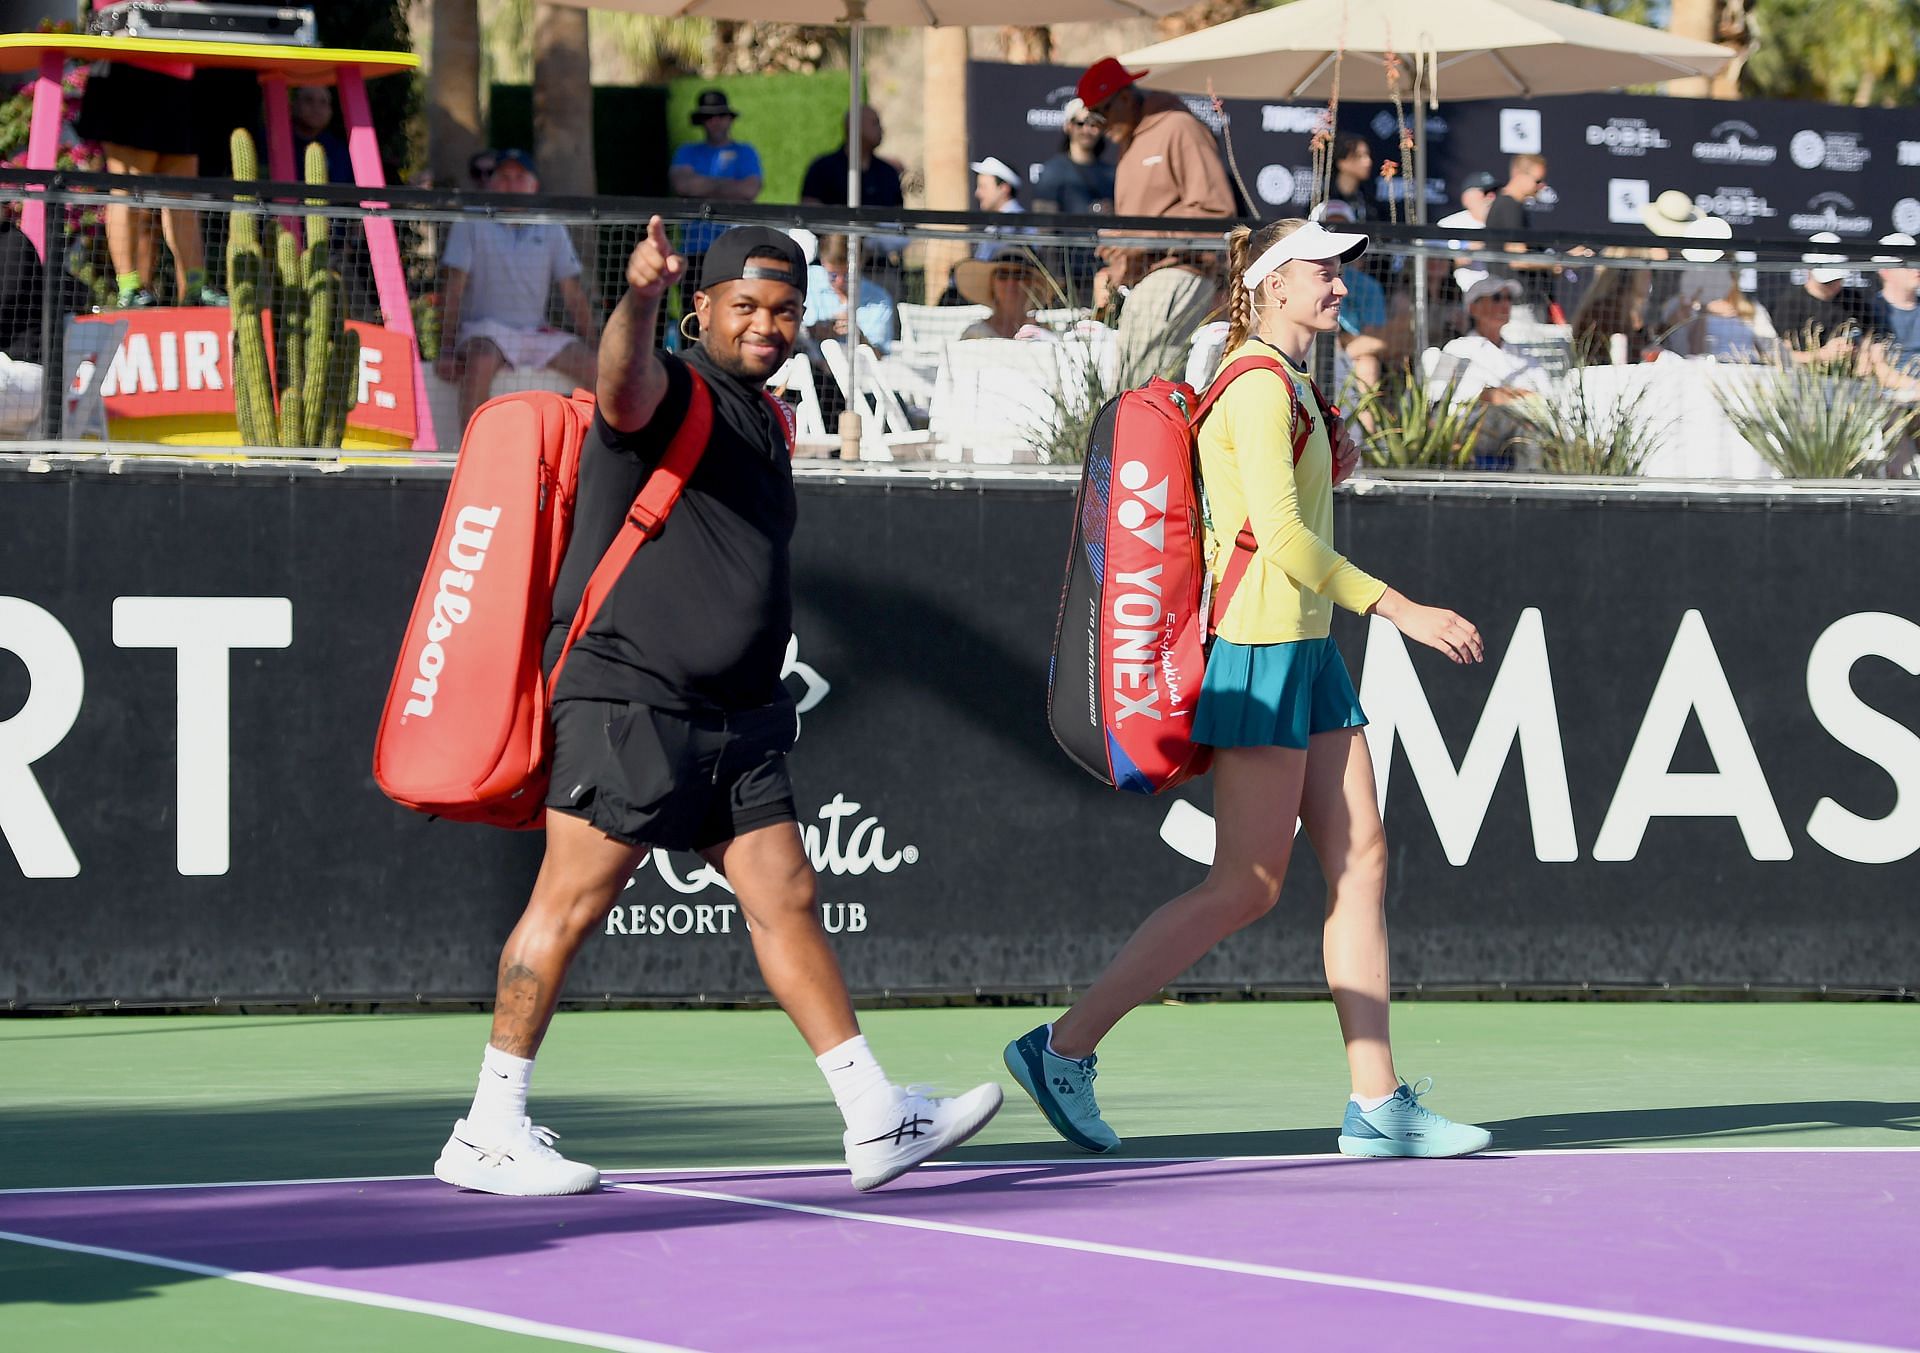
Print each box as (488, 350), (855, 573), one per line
(1003, 1024), (1120, 1153)
(1338, 1078), (1491, 1158)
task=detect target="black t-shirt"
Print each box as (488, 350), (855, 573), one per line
(1034, 154), (1115, 215)
(0, 223), (46, 364)
(1483, 193), (1530, 234)
(1767, 285), (1868, 348)
(800, 150), (904, 208)
(547, 345), (796, 713)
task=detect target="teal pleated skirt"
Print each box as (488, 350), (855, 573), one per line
(1192, 636), (1368, 749)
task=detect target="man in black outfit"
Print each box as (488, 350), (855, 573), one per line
(434, 221), (1000, 1198)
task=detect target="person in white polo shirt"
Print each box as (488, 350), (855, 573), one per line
(437, 150), (602, 429)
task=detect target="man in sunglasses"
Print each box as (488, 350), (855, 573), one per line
(1074, 57), (1235, 386)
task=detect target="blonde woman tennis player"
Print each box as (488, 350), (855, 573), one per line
(1006, 217), (1492, 1159)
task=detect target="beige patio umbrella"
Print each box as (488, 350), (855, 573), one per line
(553, 0), (1191, 454)
(1122, 0), (1734, 222)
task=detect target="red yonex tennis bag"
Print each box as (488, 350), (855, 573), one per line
(372, 379), (717, 829)
(1046, 355), (1336, 794)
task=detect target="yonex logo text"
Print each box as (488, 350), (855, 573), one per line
(1110, 460), (1171, 725)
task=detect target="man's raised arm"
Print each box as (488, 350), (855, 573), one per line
(598, 215), (682, 433)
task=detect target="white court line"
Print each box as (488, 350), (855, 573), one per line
(4, 1145), (1918, 1195)
(0, 1229), (697, 1353)
(614, 1180), (1916, 1353)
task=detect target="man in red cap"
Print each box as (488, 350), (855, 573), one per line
(1075, 56), (1236, 386)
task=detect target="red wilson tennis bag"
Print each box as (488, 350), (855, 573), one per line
(372, 380), (716, 828)
(1047, 355), (1334, 794)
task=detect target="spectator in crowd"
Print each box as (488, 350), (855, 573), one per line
(1484, 153), (1562, 315)
(1868, 233), (1920, 368)
(804, 233), (895, 356)
(0, 217), (46, 437)
(1569, 252), (1655, 365)
(75, 56), (223, 308)
(954, 255), (1051, 341)
(1770, 233), (1870, 362)
(672, 89), (763, 287)
(1075, 56), (1235, 387)
(436, 150), (600, 428)
(1437, 276), (1552, 403)
(289, 85), (353, 183)
(1328, 132), (1374, 223)
(802, 105), (904, 210)
(1436, 171), (1498, 232)
(800, 105), (910, 270)
(1433, 275), (1554, 469)
(1313, 200), (1389, 409)
(1661, 260), (1779, 362)
(1034, 99), (1115, 216)
(970, 156), (1030, 260)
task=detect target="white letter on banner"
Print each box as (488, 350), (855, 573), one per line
(1805, 612), (1920, 865)
(0, 598), (84, 878)
(112, 597), (293, 876)
(1594, 609), (1791, 862)
(1358, 608), (1577, 865)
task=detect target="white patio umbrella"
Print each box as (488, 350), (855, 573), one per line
(1122, 0), (1734, 223)
(553, 0), (1191, 455)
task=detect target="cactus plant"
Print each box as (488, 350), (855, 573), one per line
(225, 128), (360, 449)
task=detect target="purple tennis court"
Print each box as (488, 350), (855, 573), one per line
(6, 1150), (1915, 1352)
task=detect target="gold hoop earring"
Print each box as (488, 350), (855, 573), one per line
(679, 312), (700, 342)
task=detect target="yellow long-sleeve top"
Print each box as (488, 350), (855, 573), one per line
(1199, 340), (1388, 642)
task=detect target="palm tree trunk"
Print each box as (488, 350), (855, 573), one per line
(1665, 0), (1717, 97)
(923, 27), (970, 302)
(429, 0), (482, 188)
(999, 27), (1051, 64)
(533, 4), (594, 197)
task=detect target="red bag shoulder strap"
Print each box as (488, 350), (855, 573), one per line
(548, 371), (715, 690)
(762, 389), (798, 458)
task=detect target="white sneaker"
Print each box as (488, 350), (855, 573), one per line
(433, 1116), (601, 1196)
(844, 1083), (1004, 1192)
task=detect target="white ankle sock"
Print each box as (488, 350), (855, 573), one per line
(1042, 1023), (1083, 1062)
(817, 1035), (896, 1133)
(1351, 1090), (1396, 1113)
(468, 1045), (533, 1126)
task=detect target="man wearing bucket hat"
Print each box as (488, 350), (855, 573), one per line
(1075, 55), (1236, 386)
(671, 90), (764, 285)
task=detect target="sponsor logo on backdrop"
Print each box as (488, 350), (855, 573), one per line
(1586, 117), (1669, 156)
(1789, 191), (1873, 235)
(606, 635), (918, 929)
(1180, 95), (1227, 132)
(1156, 609), (1920, 869)
(1696, 188), (1776, 227)
(1529, 183), (1560, 215)
(1262, 104), (1321, 134)
(1256, 163), (1313, 207)
(1500, 108), (1541, 154)
(1789, 129), (1870, 172)
(1894, 198), (1920, 235)
(1901, 141), (1920, 167)
(1608, 178), (1650, 224)
(1368, 110), (1445, 141)
(1692, 121), (1778, 165)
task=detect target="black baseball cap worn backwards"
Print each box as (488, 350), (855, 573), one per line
(699, 227), (806, 293)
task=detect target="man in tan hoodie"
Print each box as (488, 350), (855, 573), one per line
(1077, 57), (1237, 386)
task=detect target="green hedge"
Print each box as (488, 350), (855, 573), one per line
(490, 71), (856, 203)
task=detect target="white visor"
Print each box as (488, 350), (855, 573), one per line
(1243, 220), (1368, 292)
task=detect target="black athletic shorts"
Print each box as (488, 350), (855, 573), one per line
(75, 65), (200, 158)
(545, 697), (799, 853)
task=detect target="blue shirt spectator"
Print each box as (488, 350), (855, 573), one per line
(803, 234), (895, 355)
(672, 90), (763, 260)
(1034, 100), (1115, 216)
(1337, 266), (1388, 337)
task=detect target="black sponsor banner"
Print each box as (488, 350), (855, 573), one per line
(2, 463), (1917, 1005)
(972, 62), (1920, 242)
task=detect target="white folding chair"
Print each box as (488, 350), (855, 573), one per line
(819, 339), (936, 461)
(928, 338), (1061, 464)
(897, 303), (989, 365)
(765, 354), (834, 456)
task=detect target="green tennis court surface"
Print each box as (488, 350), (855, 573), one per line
(5, 1003), (1915, 1351)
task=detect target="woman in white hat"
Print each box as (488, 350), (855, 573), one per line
(1004, 217), (1492, 1162)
